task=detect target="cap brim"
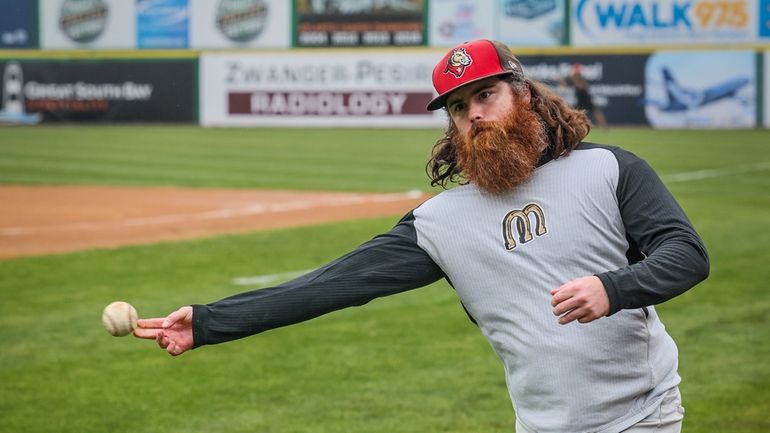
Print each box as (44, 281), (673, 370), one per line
(426, 70), (514, 111)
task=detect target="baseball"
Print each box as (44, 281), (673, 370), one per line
(101, 301), (138, 337)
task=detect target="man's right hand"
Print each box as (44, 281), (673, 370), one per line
(133, 306), (194, 356)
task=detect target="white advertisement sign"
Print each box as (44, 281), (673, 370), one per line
(200, 52), (445, 127)
(572, 0), (758, 46)
(41, 0), (136, 49)
(429, 0), (564, 47)
(644, 51), (756, 129)
(765, 51), (770, 127)
(495, 0), (565, 46)
(189, 0), (290, 49)
(429, 0), (494, 46)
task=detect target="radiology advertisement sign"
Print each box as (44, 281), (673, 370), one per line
(572, 0), (760, 46)
(200, 52), (443, 127)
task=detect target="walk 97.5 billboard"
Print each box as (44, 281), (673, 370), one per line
(572, 0), (763, 46)
(0, 59), (196, 124)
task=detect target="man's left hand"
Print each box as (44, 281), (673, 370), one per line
(550, 276), (610, 325)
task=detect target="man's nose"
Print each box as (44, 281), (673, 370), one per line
(468, 104), (483, 123)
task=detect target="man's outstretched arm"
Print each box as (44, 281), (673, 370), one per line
(134, 212), (445, 356)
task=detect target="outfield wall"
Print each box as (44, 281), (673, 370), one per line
(0, 48), (765, 128)
(0, 0), (767, 128)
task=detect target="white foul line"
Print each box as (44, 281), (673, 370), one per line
(231, 269), (315, 287)
(1, 190), (424, 236)
(662, 161), (770, 183)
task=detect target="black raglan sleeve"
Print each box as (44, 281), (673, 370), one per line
(191, 211), (445, 348)
(596, 147), (710, 315)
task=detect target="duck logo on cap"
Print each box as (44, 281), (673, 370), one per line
(443, 47), (472, 79)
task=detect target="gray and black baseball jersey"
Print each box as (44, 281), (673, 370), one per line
(191, 142), (709, 433)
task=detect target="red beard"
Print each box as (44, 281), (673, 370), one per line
(453, 103), (548, 194)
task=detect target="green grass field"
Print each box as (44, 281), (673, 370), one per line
(1, 126), (769, 432)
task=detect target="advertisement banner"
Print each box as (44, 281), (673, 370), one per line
(428, 0), (565, 46)
(189, 0), (290, 48)
(761, 0), (770, 38)
(41, 0), (136, 49)
(295, 0), (426, 47)
(643, 51), (756, 128)
(137, 0), (189, 49)
(495, 0), (565, 46)
(200, 52), (443, 127)
(0, 1), (38, 48)
(572, 0), (759, 46)
(428, 0), (494, 46)
(764, 51), (769, 127)
(519, 54), (648, 125)
(0, 59), (196, 124)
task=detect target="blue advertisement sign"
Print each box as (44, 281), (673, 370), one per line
(644, 51), (756, 128)
(137, 0), (189, 48)
(760, 0), (770, 37)
(0, 0), (38, 48)
(572, 0), (759, 45)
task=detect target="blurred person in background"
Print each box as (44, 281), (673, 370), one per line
(560, 63), (609, 128)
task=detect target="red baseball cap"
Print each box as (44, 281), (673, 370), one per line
(427, 39), (524, 111)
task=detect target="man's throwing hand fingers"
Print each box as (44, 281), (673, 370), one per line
(132, 306), (195, 356)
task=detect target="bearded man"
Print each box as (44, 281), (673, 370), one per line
(136, 40), (709, 433)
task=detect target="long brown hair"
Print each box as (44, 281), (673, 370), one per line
(427, 74), (591, 189)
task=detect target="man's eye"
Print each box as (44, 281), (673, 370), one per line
(452, 104), (465, 114)
(479, 91), (492, 99)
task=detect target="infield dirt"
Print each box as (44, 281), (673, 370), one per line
(0, 186), (429, 259)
